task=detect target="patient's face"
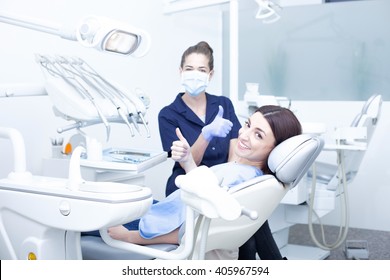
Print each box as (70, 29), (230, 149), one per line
(234, 112), (275, 167)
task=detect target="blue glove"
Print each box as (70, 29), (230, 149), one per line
(202, 105), (233, 142)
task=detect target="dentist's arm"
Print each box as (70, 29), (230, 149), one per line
(171, 128), (197, 173)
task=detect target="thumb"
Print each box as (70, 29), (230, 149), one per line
(217, 105), (224, 118)
(176, 127), (188, 144)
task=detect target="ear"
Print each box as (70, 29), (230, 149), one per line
(208, 69), (214, 80)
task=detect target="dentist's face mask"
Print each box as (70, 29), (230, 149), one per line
(181, 70), (210, 97)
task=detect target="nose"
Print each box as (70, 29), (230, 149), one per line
(238, 128), (250, 140)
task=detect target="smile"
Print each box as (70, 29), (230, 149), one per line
(238, 140), (250, 150)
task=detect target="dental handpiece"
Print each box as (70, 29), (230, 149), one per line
(137, 111), (150, 138)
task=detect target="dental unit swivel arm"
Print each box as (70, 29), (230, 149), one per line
(36, 54), (151, 140)
(59, 56), (135, 137)
(37, 55), (112, 141)
(76, 57), (150, 137)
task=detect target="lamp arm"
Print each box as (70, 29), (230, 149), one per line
(0, 11), (150, 56)
(0, 11), (70, 38)
(0, 11), (78, 41)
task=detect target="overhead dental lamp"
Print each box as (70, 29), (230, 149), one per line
(255, 0), (281, 24)
(0, 12), (151, 57)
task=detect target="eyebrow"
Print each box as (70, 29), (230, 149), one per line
(183, 65), (208, 71)
(247, 118), (267, 136)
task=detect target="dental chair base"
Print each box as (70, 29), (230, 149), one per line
(270, 204), (331, 260)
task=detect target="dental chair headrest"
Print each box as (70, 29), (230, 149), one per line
(351, 94), (382, 127)
(268, 134), (324, 189)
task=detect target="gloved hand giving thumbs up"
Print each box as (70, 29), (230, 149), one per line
(201, 105), (233, 142)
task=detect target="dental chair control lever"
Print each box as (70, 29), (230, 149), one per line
(241, 207), (258, 220)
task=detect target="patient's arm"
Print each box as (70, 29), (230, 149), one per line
(171, 128), (197, 173)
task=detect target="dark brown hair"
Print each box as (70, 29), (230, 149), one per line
(180, 41), (214, 71)
(256, 105), (302, 174)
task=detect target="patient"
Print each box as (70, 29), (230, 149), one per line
(107, 105), (302, 246)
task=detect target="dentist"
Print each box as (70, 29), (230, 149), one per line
(158, 41), (240, 197)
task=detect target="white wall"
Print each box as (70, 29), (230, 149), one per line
(0, 0), (224, 200)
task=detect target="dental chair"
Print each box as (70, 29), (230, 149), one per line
(306, 94), (382, 251)
(80, 133), (324, 260)
(271, 94), (382, 259)
(309, 94), (382, 188)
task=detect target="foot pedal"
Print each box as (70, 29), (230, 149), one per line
(344, 240), (369, 259)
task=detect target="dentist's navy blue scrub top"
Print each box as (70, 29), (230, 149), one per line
(158, 92), (241, 196)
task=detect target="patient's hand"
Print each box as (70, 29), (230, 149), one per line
(108, 225), (131, 243)
(171, 128), (191, 163)
(171, 128), (197, 172)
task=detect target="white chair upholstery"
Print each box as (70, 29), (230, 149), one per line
(81, 134), (324, 260)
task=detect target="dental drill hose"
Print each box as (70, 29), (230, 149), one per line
(307, 150), (350, 251)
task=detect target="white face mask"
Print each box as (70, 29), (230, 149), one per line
(181, 70), (209, 97)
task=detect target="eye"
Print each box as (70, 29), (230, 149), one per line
(255, 132), (263, 139)
(244, 121), (250, 128)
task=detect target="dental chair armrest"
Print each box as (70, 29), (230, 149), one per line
(330, 126), (367, 143)
(324, 143), (367, 151)
(228, 175), (275, 194)
(307, 161), (338, 185)
(176, 166), (242, 221)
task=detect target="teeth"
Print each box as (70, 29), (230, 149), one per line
(238, 140), (250, 150)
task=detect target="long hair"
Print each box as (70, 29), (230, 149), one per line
(255, 105), (302, 174)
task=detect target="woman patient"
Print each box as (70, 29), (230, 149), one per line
(107, 105), (302, 245)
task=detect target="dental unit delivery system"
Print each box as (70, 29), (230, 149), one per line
(36, 54), (150, 141)
(0, 127), (153, 260)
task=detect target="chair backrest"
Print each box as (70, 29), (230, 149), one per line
(339, 94), (382, 184)
(350, 94), (382, 128)
(185, 134), (324, 259)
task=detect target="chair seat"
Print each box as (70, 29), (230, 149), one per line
(81, 235), (178, 260)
